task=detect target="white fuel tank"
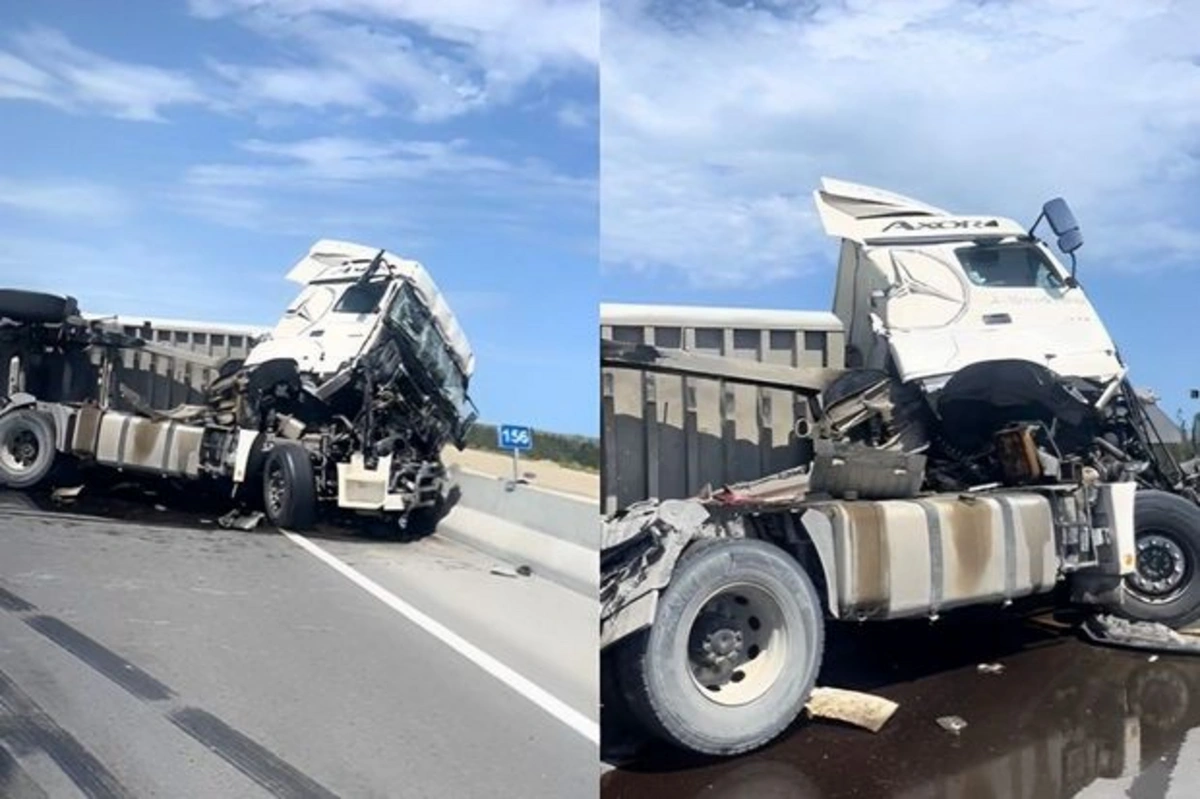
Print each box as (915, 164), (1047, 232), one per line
(71, 407), (205, 478)
(818, 492), (1059, 619)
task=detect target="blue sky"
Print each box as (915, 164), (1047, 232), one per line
(601, 0), (1200, 425)
(0, 0), (598, 435)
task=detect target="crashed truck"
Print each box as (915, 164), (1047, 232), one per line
(0, 240), (478, 535)
(599, 178), (1200, 756)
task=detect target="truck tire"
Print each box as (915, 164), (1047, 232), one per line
(401, 503), (442, 539)
(615, 537), (825, 756)
(262, 442), (317, 531)
(0, 409), (56, 489)
(0, 290), (75, 324)
(1122, 490), (1200, 628)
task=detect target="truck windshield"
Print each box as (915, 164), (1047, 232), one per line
(334, 280), (388, 314)
(385, 283), (473, 423)
(954, 243), (1064, 289)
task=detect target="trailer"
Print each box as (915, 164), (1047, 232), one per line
(599, 179), (1200, 756)
(0, 240), (478, 536)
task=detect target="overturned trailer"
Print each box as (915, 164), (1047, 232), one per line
(0, 240), (478, 535)
(600, 179), (1200, 756)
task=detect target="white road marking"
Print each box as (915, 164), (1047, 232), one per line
(281, 531), (600, 745)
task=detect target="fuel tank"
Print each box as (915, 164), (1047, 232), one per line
(71, 406), (206, 478)
(815, 492), (1059, 619)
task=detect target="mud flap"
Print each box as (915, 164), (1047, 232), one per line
(1083, 613), (1200, 655)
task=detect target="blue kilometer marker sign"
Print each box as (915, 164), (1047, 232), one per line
(498, 424), (533, 452)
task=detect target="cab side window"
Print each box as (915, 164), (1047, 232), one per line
(956, 244), (1064, 289)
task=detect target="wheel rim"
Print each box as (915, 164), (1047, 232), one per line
(685, 582), (789, 707)
(0, 425), (39, 474)
(265, 459), (287, 516)
(1127, 531), (1191, 604)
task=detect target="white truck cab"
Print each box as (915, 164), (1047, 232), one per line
(598, 179), (1200, 759)
(815, 178), (1123, 390)
(0, 239), (479, 537)
(247, 239), (475, 384)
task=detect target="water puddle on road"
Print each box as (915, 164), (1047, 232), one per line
(602, 616), (1200, 799)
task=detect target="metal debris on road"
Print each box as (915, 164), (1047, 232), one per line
(977, 662), (1005, 675)
(490, 564), (534, 579)
(217, 509), (264, 531)
(936, 715), (968, 735)
(51, 485), (85, 501)
(1084, 613), (1200, 654)
(805, 687), (899, 733)
(233, 511), (264, 531)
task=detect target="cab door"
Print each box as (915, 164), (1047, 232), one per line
(948, 241), (1121, 381)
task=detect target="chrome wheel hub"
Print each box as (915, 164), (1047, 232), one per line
(1129, 533), (1188, 602)
(266, 463), (286, 514)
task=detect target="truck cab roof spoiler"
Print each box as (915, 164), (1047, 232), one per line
(815, 177), (1028, 245)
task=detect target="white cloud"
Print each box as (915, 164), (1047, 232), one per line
(601, 0), (1200, 285)
(190, 0), (598, 65)
(184, 135), (574, 190)
(0, 52), (58, 104)
(0, 234), (282, 324)
(206, 60), (390, 116)
(175, 135), (595, 238)
(0, 2), (595, 124)
(189, 0), (596, 121)
(0, 27), (207, 120)
(0, 176), (129, 222)
(556, 101), (596, 129)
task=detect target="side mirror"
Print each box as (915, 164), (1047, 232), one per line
(1043, 198), (1083, 254)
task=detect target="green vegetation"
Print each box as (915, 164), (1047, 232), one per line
(465, 422), (600, 472)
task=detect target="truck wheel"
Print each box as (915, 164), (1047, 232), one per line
(615, 538), (825, 756)
(0, 409), (56, 489)
(1122, 490), (1200, 628)
(0, 290), (76, 324)
(262, 442), (317, 531)
(369, 496), (447, 542)
(401, 502), (443, 540)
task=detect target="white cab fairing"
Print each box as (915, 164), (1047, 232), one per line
(816, 179), (1123, 385)
(246, 239), (475, 381)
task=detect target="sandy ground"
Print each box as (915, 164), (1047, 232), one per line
(442, 447), (599, 500)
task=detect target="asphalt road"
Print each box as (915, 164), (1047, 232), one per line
(0, 493), (597, 798)
(602, 614), (1200, 799)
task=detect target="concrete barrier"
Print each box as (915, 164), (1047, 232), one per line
(453, 469), (598, 548)
(438, 467), (598, 596)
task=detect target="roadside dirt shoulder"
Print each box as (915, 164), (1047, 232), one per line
(443, 447), (599, 500)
